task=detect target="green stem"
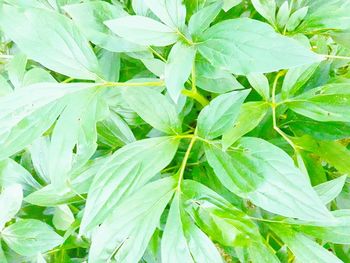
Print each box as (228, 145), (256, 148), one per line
(101, 80), (164, 87)
(323, 54), (350, 60)
(271, 71), (297, 151)
(148, 46), (167, 62)
(177, 130), (197, 191)
(182, 89), (209, 106)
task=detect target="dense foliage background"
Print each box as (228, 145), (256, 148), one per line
(0, 0), (350, 262)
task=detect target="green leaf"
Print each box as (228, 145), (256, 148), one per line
(165, 42), (196, 102)
(97, 50), (120, 82)
(281, 63), (319, 99)
(288, 83), (350, 122)
(205, 137), (334, 221)
(251, 0), (276, 25)
(0, 75), (12, 97)
(7, 53), (27, 89)
(144, 0), (186, 30)
(188, 1), (222, 37)
(0, 243), (6, 263)
(22, 68), (56, 86)
(287, 113), (350, 140)
(195, 57), (244, 93)
(161, 192), (193, 263)
(97, 110), (136, 148)
(162, 191), (223, 263)
(123, 87), (182, 134)
(197, 90), (250, 139)
(286, 7), (308, 32)
(246, 73), (270, 100)
(80, 137), (179, 233)
(0, 82), (96, 160)
(89, 177), (176, 262)
(271, 224), (343, 263)
(182, 180), (278, 261)
(222, 101), (269, 149)
(299, 0), (350, 32)
(48, 89), (105, 189)
(314, 175), (347, 205)
(64, 2), (146, 53)
(294, 210), (350, 245)
(0, 5), (100, 80)
(105, 16), (178, 46)
(276, 1), (290, 29)
(2, 219), (63, 256)
(0, 184), (22, 229)
(52, 205), (74, 231)
(198, 18), (322, 75)
(0, 159), (40, 193)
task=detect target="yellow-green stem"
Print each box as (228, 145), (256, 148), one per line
(177, 131), (197, 191)
(182, 89), (209, 106)
(271, 71), (297, 151)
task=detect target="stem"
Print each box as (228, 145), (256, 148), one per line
(271, 71), (298, 151)
(182, 89), (209, 107)
(177, 131), (197, 191)
(102, 80), (164, 87)
(176, 29), (194, 46)
(148, 46), (167, 62)
(323, 54), (350, 60)
(0, 54), (13, 59)
(62, 77), (74, 83)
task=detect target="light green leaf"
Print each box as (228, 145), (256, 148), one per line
(132, 0), (149, 16)
(205, 137), (334, 221)
(286, 7), (308, 32)
(197, 90), (250, 139)
(288, 83), (350, 122)
(0, 184), (22, 229)
(300, 0), (350, 32)
(22, 68), (56, 86)
(123, 87), (181, 134)
(144, 0), (186, 30)
(105, 16), (178, 46)
(276, 1), (290, 29)
(198, 18), (323, 75)
(97, 50), (120, 82)
(48, 89), (104, 189)
(0, 243), (6, 263)
(294, 210), (350, 244)
(161, 193), (193, 263)
(165, 41), (196, 102)
(223, 0), (242, 12)
(0, 158), (40, 193)
(247, 73), (270, 100)
(64, 2), (146, 53)
(7, 53), (27, 89)
(30, 136), (51, 183)
(162, 191), (223, 263)
(2, 219), (63, 256)
(89, 177), (176, 263)
(196, 57), (244, 93)
(81, 137), (179, 233)
(251, 0), (276, 25)
(188, 1), (222, 37)
(281, 63), (319, 99)
(271, 224), (343, 263)
(314, 175), (347, 205)
(52, 205), (74, 231)
(0, 5), (100, 80)
(222, 101), (269, 149)
(182, 180), (278, 262)
(0, 75), (12, 97)
(97, 110), (136, 148)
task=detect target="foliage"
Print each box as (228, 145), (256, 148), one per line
(0, 0), (350, 262)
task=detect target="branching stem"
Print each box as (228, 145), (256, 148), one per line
(271, 71), (298, 151)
